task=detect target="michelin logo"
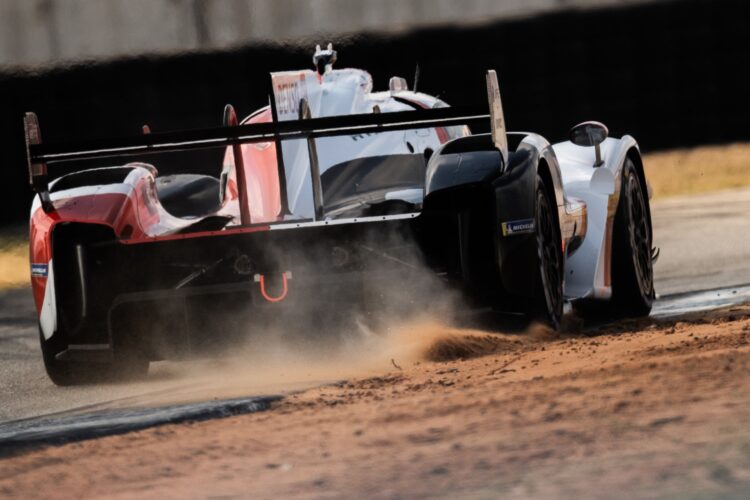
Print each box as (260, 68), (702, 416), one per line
(31, 263), (48, 277)
(501, 218), (535, 236)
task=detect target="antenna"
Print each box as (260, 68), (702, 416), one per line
(413, 64), (420, 93)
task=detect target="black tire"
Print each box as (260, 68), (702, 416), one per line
(39, 327), (149, 386)
(531, 174), (564, 329)
(611, 158), (654, 316)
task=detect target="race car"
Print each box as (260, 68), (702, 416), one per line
(24, 44), (656, 385)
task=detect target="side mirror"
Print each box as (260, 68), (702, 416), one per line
(389, 76), (408, 94)
(569, 121), (608, 167)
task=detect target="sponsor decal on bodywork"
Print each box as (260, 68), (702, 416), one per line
(272, 73), (308, 117)
(501, 218), (535, 236)
(31, 263), (48, 278)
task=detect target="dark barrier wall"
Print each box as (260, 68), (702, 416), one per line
(1, 0), (748, 224)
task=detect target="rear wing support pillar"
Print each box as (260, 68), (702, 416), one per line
(269, 89), (291, 217)
(298, 99), (325, 221)
(223, 105), (252, 225)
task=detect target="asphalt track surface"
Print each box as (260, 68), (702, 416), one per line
(651, 187), (750, 295)
(1, 188), (749, 425)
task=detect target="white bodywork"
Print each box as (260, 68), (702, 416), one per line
(271, 68), (466, 218)
(553, 136), (640, 300)
(39, 258), (57, 340)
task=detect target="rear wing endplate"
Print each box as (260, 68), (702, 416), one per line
(486, 70), (508, 166)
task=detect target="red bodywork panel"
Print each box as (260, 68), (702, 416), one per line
(223, 108), (281, 224)
(29, 108), (283, 316)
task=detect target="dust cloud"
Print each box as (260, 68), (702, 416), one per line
(125, 317), (545, 410)
(110, 227), (550, 410)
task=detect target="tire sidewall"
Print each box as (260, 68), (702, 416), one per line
(613, 159), (654, 314)
(39, 326), (148, 386)
(534, 175), (564, 328)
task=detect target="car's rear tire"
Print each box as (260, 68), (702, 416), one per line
(531, 174), (564, 329)
(39, 328), (149, 386)
(572, 157), (654, 319)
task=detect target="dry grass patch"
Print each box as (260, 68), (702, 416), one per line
(643, 142), (750, 199)
(0, 227), (28, 289)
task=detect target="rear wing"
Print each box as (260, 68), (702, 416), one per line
(24, 70), (508, 222)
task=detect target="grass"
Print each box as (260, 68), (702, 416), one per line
(0, 226), (28, 289)
(0, 228), (30, 289)
(642, 142), (750, 199)
(0, 142), (748, 290)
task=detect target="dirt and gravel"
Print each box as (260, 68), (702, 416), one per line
(2, 305), (750, 499)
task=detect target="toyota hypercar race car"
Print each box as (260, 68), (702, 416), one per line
(24, 45), (656, 385)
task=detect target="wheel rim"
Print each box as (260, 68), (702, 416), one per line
(626, 174), (653, 296)
(536, 190), (563, 321)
